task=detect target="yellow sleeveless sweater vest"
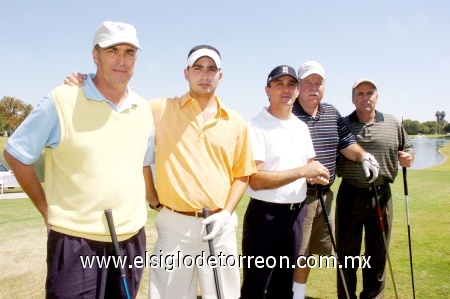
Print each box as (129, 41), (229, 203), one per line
(46, 85), (152, 241)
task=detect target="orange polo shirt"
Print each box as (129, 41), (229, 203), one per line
(150, 92), (256, 211)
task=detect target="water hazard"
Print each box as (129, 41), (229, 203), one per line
(409, 136), (449, 169)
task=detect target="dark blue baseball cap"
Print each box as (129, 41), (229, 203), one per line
(267, 65), (298, 84)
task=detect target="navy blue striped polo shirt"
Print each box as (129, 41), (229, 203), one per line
(292, 100), (356, 188)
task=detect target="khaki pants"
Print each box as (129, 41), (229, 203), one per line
(149, 207), (240, 299)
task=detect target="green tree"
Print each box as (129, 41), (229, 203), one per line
(435, 111), (446, 122)
(435, 111), (446, 134)
(0, 96), (33, 132)
(444, 123), (450, 134)
(418, 124), (430, 135)
(0, 113), (5, 134)
(422, 121), (439, 134)
(403, 119), (421, 135)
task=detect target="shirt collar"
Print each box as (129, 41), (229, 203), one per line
(348, 110), (384, 123)
(260, 107), (296, 123)
(83, 74), (140, 110)
(180, 92), (230, 118)
(293, 100), (324, 118)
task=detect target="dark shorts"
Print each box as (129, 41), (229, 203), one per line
(46, 227), (146, 299)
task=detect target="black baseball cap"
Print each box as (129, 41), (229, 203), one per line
(267, 65), (298, 84)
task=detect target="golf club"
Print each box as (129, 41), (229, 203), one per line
(202, 208), (222, 299)
(402, 118), (416, 299)
(317, 186), (350, 299)
(104, 209), (132, 299)
(371, 183), (398, 299)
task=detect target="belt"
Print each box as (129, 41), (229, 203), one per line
(342, 180), (389, 192)
(168, 208), (222, 218)
(250, 198), (305, 210)
(306, 187), (330, 196)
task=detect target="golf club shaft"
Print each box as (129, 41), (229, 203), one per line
(372, 184), (398, 299)
(317, 187), (350, 299)
(202, 208), (222, 299)
(402, 167), (416, 299)
(104, 209), (132, 299)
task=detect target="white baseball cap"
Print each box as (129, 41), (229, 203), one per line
(298, 61), (325, 80)
(352, 78), (377, 90)
(93, 21), (141, 50)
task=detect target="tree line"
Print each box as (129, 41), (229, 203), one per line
(403, 114), (449, 135)
(0, 95), (448, 136)
(0, 96), (33, 136)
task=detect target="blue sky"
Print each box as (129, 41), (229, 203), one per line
(1, 0), (449, 123)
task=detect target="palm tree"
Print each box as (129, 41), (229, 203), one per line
(435, 111), (445, 123)
(435, 111), (446, 134)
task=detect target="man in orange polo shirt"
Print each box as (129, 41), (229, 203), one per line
(148, 45), (255, 299)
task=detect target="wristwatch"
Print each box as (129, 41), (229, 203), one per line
(149, 203), (163, 210)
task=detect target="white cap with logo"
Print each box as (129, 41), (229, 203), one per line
(298, 61), (325, 80)
(93, 21), (141, 50)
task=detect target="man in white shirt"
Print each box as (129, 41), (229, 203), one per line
(240, 65), (330, 299)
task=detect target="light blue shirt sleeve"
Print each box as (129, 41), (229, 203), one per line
(5, 94), (60, 165)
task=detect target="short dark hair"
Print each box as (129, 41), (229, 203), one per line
(187, 45), (221, 59)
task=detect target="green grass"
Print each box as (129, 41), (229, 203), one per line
(1, 137), (450, 298)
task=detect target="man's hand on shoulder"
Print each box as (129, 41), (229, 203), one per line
(63, 71), (87, 87)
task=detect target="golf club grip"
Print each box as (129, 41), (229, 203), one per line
(202, 208), (212, 234)
(104, 209), (132, 299)
(202, 208), (222, 299)
(104, 209), (122, 256)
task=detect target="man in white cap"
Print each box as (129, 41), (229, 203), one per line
(4, 21), (156, 298)
(292, 62), (380, 299)
(147, 45), (256, 299)
(335, 78), (414, 299)
(240, 65), (330, 299)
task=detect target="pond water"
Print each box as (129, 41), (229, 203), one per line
(409, 136), (449, 169)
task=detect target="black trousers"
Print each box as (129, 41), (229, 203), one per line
(46, 228), (146, 299)
(336, 181), (392, 299)
(240, 198), (307, 299)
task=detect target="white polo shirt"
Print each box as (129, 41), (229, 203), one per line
(247, 108), (315, 203)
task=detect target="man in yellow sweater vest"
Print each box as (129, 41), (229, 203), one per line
(4, 21), (156, 298)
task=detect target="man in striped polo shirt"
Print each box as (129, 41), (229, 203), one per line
(335, 78), (414, 299)
(292, 62), (380, 299)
